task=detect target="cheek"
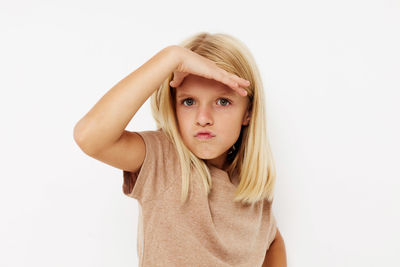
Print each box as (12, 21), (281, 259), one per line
(175, 107), (184, 122)
(175, 108), (190, 131)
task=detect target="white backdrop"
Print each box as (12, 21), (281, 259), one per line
(1, 0), (399, 266)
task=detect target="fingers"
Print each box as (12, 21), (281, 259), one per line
(218, 69), (251, 97)
(169, 61), (251, 98)
(235, 79), (251, 96)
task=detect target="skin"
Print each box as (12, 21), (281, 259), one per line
(175, 74), (251, 170)
(263, 228), (287, 266)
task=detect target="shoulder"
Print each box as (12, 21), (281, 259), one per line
(137, 128), (172, 145)
(122, 129), (179, 202)
(136, 128), (177, 156)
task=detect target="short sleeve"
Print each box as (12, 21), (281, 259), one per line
(266, 211), (278, 250)
(122, 129), (176, 203)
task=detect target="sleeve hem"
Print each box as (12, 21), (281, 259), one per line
(122, 131), (151, 201)
(266, 212), (278, 250)
(122, 129), (176, 204)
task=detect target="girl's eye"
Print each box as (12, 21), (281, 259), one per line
(217, 98), (231, 106)
(181, 98), (231, 107)
(182, 98), (195, 106)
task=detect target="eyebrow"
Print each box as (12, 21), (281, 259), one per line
(176, 92), (236, 98)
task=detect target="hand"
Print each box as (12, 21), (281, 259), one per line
(168, 45), (250, 96)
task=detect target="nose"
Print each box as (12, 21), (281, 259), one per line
(196, 105), (213, 126)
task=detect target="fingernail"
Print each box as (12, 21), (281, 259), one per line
(242, 89), (247, 95)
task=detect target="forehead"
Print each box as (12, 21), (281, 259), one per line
(175, 74), (238, 97)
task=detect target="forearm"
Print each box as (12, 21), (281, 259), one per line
(262, 230), (287, 267)
(74, 45), (179, 155)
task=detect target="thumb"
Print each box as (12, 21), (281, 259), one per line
(170, 72), (188, 88)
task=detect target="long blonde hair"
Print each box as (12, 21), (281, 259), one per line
(150, 32), (276, 206)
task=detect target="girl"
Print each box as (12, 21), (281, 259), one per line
(74, 32), (287, 267)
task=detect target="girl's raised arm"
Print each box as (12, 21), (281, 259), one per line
(73, 46), (179, 156)
(73, 45), (250, 172)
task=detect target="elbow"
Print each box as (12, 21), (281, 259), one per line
(73, 122), (95, 156)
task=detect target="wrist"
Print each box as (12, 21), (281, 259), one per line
(163, 45), (183, 70)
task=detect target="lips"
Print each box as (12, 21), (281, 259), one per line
(195, 131), (215, 137)
(197, 133), (211, 137)
(195, 131), (215, 139)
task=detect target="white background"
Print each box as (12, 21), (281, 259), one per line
(1, 0), (399, 266)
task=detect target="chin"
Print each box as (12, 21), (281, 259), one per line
(192, 150), (218, 160)
(195, 153), (214, 160)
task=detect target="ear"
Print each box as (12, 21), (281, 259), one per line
(242, 109), (251, 126)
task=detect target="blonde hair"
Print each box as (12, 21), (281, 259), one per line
(150, 32), (276, 206)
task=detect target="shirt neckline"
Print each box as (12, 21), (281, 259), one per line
(206, 162), (239, 186)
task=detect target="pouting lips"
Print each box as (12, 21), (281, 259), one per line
(196, 133), (214, 140)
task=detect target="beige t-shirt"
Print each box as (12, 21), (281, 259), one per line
(122, 129), (277, 267)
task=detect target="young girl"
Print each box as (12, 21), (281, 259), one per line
(74, 32), (287, 267)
